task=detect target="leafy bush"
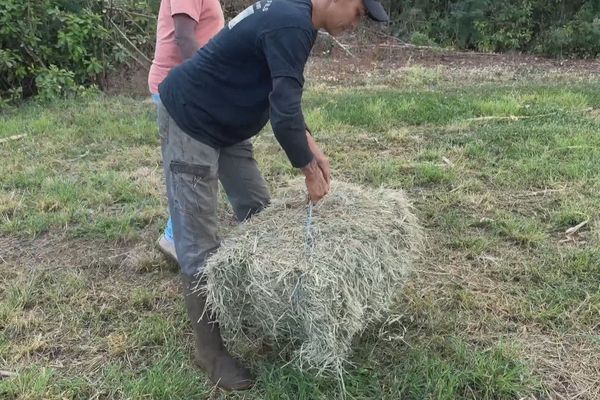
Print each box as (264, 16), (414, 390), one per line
(0, 0), (156, 103)
(474, 2), (534, 52)
(36, 66), (79, 101)
(1, 0), (598, 103)
(410, 31), (435, 46)
(534, 2), (600, 57)
(390, 0), (600, 58)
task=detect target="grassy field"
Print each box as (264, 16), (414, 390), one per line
(1, 66), (599, 399)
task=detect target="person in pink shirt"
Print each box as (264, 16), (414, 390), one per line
(149, 0), (224, 262)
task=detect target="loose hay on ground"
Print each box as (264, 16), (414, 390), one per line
(202, 179), (422, 375)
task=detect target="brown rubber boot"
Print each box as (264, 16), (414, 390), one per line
(181, 275), (254, 390)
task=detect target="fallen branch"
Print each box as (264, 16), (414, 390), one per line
(114, 43), (150, 71)
(345, 42), (444, 52)
(0, 370), (17, 379)
(523, 188), (565, 197)
(466, 115), (521, 122)
(566, 220), (589, 236)
(361, 27), (503, 55)
(105, 5), (155, 19)
(318, 31), (355, 58)
(109, 19), (152, 66)
(466, 107), (594, 123)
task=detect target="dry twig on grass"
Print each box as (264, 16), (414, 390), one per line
(0, 134), (26, 144)
(0, 370), (18, 379)
(318, 31), (355, 58)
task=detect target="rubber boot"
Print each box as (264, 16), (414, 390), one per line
(181, 275), (254, 390)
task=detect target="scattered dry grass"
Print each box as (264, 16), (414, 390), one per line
(1, 56), (599, 398)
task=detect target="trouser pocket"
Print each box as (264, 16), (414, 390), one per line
(170, 161), (216, 216)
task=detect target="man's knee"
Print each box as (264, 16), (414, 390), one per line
(234, 195), (270, 222)
(176, 242), (220, 279)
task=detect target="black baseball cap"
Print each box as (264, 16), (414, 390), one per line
(364, 0), (389, 22)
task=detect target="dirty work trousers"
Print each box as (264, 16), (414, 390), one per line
(157, 103), (270, 278)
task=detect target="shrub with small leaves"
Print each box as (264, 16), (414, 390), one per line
(0, 0), (156, 103)
(35, 66), (79, 101)
(390, 0), (600, 58)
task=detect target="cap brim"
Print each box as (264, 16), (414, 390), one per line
(364, 0), (389, 22)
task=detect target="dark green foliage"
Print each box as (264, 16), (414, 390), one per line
(391, 0), (600, 58)
(1, 0), (598, 103)
(0, 0), (156, 103)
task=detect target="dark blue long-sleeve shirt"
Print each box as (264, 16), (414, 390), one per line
(159, 0), (317, 168)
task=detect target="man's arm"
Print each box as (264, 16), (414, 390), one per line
(270, 76), (330, 203)
(261, 28), (330, 202)
(173, 13), (200, 60)
(269, 77), (312, 168)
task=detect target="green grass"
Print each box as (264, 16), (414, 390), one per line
(1, 69), (599, 399)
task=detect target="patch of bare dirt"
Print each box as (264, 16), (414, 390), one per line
(0, 230), (170, 275)
(307, 31), (600, 86)
(103, 66), (150, 99)
(104, 30), (600, 97)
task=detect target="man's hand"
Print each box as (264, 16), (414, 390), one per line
(302, 132), (331, 203)
(306, 131), (331, 184)
(302, 158), (329, 203)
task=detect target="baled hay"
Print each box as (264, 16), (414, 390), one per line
(203, 179), (422, 374)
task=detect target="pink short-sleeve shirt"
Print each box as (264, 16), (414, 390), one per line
(148, 0), (224, 94)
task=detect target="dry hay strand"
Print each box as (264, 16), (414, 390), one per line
(202, 179), (423, 376)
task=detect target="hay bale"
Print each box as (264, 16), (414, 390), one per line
(203, 179), (422, 374)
